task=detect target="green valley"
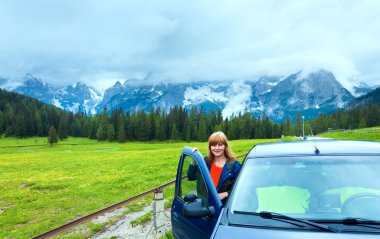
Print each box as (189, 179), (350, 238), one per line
(0, 137), (278, 238)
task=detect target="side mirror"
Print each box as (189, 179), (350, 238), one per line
(183, 199), (215, 218)
(184, 193), (197, 203)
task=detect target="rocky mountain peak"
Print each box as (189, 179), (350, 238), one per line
(7, 69), (371, 122)
(23, 73), (46, 87)
(260, 69), (354, 121)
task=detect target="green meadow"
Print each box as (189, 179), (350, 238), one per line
(0, 137), (279, 239)
(1, 127), (379, 239)
(318, 126), (380, 142)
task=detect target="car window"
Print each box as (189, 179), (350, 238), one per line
(231, 156), (380, 221)
(179, 155), (209, 206)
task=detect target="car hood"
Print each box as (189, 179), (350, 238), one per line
(213, 225), (380, 239)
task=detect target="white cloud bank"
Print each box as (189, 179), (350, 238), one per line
(0, 0), (379, 90)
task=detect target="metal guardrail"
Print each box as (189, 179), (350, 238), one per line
(342, 129), (380, 134)
(317, 128), (380, 135)
(32, 153), (248, 239)
(31, 180), (177, 239)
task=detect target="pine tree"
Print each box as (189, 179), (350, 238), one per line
(97, 108), (108, 141)
(88, 118), (98, 139)
(216, 108), (223, 125)
(34, 112), (44, 136)
(117, 118), (126, 143)
(96, 126), (106, 141)
(107, 124), (116, 141)
(283, 116), (294, 136)
(110, 110), (119, 133)
(128, 110), (137, 140)
(137, 110), (151, 141)
(295, 112), (302, 137)
(272, 123), (281, 138)
(58, 114), (69, 140)
(14, 114), (27, 138)
(198, 110), (207, 141)
(367, 105), (379, 127)
(171, 123), (180, 141)
(0, 111), (4, 135)
(262, 115), (272, 138)
(25, 108), (35, 136)
(48, 108), (59, 130)
(48, 125), (58, 146)
(71, 118), (81, 137)
(159, 112), (167, 141)
(149, 107), (157, 139)
(208, 109), (217, 135)
(154, 116), (160, 140)
(185, 125), (191, 142)
(189, 107), (198, 140)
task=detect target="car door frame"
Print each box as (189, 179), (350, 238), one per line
(171, 146), (223, 239)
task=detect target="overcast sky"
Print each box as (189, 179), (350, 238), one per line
(1, 0), (380, 92)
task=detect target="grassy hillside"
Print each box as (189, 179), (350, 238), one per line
(318, 126), (380, 142)
(0, 137), (279, 239)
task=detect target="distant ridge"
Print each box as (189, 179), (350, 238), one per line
(0, 69), (376, 122)
(346, 86), (380, 109)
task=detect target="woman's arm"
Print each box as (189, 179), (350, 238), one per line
(187, 160), (198, 181)
(218, 191), (229, 200)
(187, 148), (201, 181)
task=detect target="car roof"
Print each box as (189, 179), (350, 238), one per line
(246, 139), (380, 158)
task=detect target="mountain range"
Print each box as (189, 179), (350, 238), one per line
(346, 86), (380, 109)
(0, 70), (377, 122)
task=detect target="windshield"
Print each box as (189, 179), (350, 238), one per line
(231, 156), (380, 221)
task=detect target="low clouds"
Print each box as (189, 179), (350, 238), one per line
(0, 0), (379, 91)
(222, 81), (252, 117)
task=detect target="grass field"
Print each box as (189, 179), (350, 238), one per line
(0, 137), (279, 239)
(318, 126), (380, 142)
(1, 126), (379, 239)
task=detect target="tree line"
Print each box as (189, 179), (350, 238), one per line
(1, 89), (379, 142)
(309, 105), (380, 134)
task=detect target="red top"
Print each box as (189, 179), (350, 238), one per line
(210, 162), (224, 187)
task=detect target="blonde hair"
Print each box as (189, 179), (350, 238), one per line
(207, 131), (235, 164)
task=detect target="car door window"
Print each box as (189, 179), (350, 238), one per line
(179, 155), (209, 206)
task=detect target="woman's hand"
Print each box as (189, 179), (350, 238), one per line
(218, 192), (228, 200)
(191, 148), (198, 166)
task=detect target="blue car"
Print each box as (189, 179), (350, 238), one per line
(171, 140), (380, 238)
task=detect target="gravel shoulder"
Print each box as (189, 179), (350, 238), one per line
(91, 205), (172, 239)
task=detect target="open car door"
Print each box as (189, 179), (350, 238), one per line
(171, 147), (223, 239)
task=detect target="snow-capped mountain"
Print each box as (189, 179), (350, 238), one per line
(245, 76), (283, 115)
(96, 81), (189, 113)
(95, 69), (354, 121)
(53, 82), (102, 114)
(11, 74), (102, 114)
(346, 86), (380, 109)
(12, 73), (56, 103)
(1, 69), (363, 122)
(183, 82), (229, 110)
(352, 82), (376, 97)
(251, 76), (282, 95)
(97, 80), (252, 116)
(258, 70), (354, 121)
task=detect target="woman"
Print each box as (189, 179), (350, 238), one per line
(188, 131), (241, 202)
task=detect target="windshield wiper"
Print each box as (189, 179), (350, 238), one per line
(341, 217), (380, 230)
(259, 211), (339, 233)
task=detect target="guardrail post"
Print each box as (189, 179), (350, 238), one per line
(153, 189), (165, 238)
